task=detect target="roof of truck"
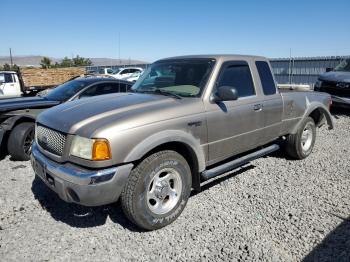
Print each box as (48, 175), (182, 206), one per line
(0, 71), (17, 74)
(157, 54), (268, 62)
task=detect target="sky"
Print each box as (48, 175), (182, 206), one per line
(2, 0), (350, 62)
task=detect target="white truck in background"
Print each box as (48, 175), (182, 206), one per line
(0, 68), (85, 98)
(0, 71), (22, 97)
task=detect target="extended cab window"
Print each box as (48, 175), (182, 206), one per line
(217, 62), (255, 98)
(255, 61), (277, 95)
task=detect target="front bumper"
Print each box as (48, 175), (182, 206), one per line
(331, 95), (350, 108)
(30, 143), (133, 206)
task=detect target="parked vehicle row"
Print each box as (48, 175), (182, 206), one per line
(0, 77), (133, 160)
(29, 55), (333, 230)
(97, 67), (144, 82)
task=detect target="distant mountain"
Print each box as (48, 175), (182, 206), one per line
(0, 56), (148, 67)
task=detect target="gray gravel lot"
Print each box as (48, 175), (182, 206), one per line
(1, 112), (350, 261)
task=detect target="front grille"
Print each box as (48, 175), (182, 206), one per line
(320, 81), (350, 97)
(36, 125), (66, 156)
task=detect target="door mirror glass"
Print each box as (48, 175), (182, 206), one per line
(211, 86), (238, 102)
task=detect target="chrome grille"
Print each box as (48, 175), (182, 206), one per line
(36, 125), (66, 156)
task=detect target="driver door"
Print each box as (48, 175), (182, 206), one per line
(205, 61), (265, 165)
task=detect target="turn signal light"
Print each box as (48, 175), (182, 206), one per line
(92, 139), (111, 161)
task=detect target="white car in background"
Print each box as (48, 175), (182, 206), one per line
(124, 70), (143, 82)
(98, 68), (115, 75)
(111, 67), (143, 80)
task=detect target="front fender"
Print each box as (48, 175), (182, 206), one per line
(0, 114), (36, 132)
(124, 129), (206, 172)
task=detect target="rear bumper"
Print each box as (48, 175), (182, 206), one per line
(30, 143), (133, 206)
(331, 95), (350, 108)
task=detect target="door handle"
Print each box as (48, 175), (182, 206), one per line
(253, 104), (263, 111)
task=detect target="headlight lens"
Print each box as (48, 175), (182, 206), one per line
(70, 136), (111, 161)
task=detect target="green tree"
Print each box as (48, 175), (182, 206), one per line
(12, 64), (20, 72)
(72, 55), (92, 66)
(60, 56), (73, 67)
(3, 63), (11, 71)
(40, 57), (52, 69)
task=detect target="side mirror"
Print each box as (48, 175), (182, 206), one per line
(210, 86), (238, 103)
(326, 67), (333, 72)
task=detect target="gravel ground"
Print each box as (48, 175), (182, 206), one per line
(1, 112), (350, 261)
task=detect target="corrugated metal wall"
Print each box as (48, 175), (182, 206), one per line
(270, 56), (349, 87)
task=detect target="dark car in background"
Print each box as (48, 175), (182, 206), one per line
(314, 58), (350, 108)
(0, 77), (132, 161)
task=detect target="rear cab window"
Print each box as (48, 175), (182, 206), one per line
(255, 61), (277, 95)
(216, 61), (255, 98)
(3, 73), (14, 83)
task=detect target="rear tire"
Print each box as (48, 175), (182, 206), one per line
(285, 117), (316, 159)
(121, 150), (192, 230)
(7, 122), (35, 161)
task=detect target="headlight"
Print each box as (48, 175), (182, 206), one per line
(70, 136), (111, 161)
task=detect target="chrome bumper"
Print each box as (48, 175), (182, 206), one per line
(30, 143), (133, 206)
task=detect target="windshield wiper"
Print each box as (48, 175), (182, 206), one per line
(153, 89), (182, 99)
(134, 88), (182, 99)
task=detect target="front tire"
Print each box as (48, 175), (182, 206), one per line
(121, 150), (192, 230)
(285, 117), (316, 159)
(7, 122), (35, 161)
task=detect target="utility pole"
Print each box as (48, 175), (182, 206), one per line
(118, 32), (121, 66)
(288, 48), (292, 85)
(9, 48), (13, 67)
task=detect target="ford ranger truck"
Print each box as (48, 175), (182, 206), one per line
(31, 55), (334, 230)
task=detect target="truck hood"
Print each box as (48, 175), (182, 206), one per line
(319, 71), (350, 83)
(37, 93), (195, 135)
(0, 96), (60, 113)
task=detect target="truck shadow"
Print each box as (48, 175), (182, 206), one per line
(31, 177), (143, 232)
(303, 215), (350, 262)
(331, 107), (350, 117)
(31, 165), (256, 231)
(0, 143), (7, 161)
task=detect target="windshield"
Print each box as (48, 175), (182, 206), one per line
(45, 80), (90, 101)
(334, 59), (350, 72)
(132, 59), (215, 97)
